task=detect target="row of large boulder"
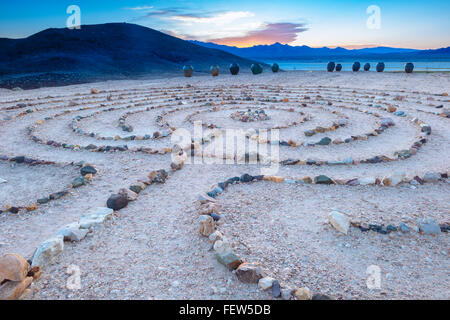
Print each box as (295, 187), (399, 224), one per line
(327, 61), (415, 73)
(183, 63), (280, 77)
(183, 61), (416, 77)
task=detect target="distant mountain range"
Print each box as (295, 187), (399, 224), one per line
(190, 41), (450, 60)
(0, 23), (263, 89)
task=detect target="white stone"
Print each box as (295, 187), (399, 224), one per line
(0, 178), (7, 184)
(359, 177), (376, 186)
(79, 207), (114, 229)
(419, 219), (441, 235)
(390, 172), (405, 186)
(281, 288), (293, 300)
(197, 194), (216, 204)
(172, 155), (185, 167)
(328, 211), (350, 235)
(213, 237), (232, 255)
(32, 235), (64, 267)
(423, 172), (440, 183)
(208, 231), (223, 244)
(57, 222), (89, 242)
(258, 277), (275, 290)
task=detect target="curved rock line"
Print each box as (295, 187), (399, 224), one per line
(0, 157), (97, 214)
(194, 171), (449, 299)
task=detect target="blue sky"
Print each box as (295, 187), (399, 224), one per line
(0, 0), (449, 49)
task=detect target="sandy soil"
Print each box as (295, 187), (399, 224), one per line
(0, 162), (78, 207)
(217, 181), (449, 300)
(0, 71), (448, 300)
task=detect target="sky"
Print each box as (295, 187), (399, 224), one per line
(0, 0), (449, 49)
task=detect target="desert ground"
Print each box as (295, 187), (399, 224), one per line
(0, 70), (449, 300)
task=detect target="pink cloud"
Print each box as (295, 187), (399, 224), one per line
(208, 23), (308, 47)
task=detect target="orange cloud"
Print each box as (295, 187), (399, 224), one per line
(209, 23), (308, 47)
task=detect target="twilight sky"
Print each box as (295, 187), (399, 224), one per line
(0, 0), (449, 49)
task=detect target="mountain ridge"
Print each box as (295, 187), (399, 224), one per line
(189, 40), (450, 60)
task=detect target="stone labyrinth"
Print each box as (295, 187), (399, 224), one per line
(0, 76), (449, 300)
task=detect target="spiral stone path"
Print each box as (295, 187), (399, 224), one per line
(0, 71), (448, 300)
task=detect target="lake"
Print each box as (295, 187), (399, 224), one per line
(263, 60), (450, 72)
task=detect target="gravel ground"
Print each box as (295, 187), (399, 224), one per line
(0, 71), (448, 300)
(217, 181), (450, 300)
(0, 162), (78, 207)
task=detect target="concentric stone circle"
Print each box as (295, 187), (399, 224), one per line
(0, 79), (448, 300)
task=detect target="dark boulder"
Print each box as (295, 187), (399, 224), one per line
(229, 63), (240, 75)
(376, 62), (385, 72)
(11, 156), (25, 164)
(271, 63), (279, 73)
(317, 137), (331, 145)
(327, 62), (336, 72)
(80, 165), (97, 176)
(106, 194), (128, 211)
(183, 65), (194, 77)
(210, 65), (220, 77)
(314, 175), (334, 185)
(72, 177), (87, 188)
(251, 64), (263, 75)
(352, 62), (361, 72)
(9, 207), (19, 214)
(50, 191), (69, 200)
(272, 280), (281, 298)
(405, 62), (414, 73)
(240, 174), (253, 183)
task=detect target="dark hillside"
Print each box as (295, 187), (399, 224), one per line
(0, 23), (263, 89)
